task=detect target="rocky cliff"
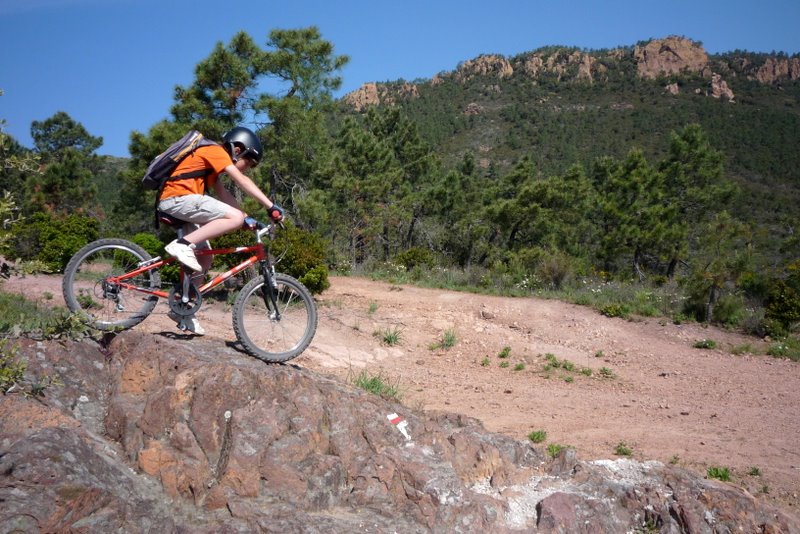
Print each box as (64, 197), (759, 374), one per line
(343, 36), (799, 111)
(2, 332), (798, 532)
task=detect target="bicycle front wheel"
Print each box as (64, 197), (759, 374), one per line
(232, 273), (317, 363)
(62, 238), (161, 331)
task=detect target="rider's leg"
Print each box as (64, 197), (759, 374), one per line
(183, 209), (244, 272)
(159, 195), (244, 272)
(182, 209), (245, 247)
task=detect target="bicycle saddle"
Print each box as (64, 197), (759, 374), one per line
(157, 211), (187, 227)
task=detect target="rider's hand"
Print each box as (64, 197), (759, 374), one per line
(267, 204), (284, 222)
(242, 216), (259, 230)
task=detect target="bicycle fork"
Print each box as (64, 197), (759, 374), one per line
(259, 262), (281, 321)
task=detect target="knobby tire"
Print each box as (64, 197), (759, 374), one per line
(232, 273), (317, 363)
(62, 238), (161, 331)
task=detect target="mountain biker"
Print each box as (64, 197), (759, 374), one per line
(159, 126), (283, 334)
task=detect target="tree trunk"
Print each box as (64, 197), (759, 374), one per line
(705, 284), (719, 323)
(633, 246), (646, 282)
(667, 257), (678, 279)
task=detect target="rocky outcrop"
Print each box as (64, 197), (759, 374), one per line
(342, 37), (797, 111)
(519, 49), (600, 83)
(711, 73), (735, 101)
(342, 81), (381, 111)
(342, 81), (420, 111)
(464, 102), (483, 116)
(665, 82), (681, 95)
(2, 332), (799, 532)
(756, 57), (800, 84)
(634, 36), (709, 79)
(455, 54), (514, 82)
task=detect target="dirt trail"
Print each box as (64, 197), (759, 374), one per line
(4, 273), (800, 511)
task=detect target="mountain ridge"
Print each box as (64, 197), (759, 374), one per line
(343, 36), (800, 110)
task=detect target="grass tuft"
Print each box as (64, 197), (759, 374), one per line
(351, 369), (402, 401)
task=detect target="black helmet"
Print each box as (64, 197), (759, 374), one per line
(222, 126), (263, 166)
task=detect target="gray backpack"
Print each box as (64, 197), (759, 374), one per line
(141, 130), (218, 190)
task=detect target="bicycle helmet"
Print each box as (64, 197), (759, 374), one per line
(222, 126), (263, 166)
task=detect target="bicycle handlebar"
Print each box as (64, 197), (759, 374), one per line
(243, 216), (285, 243)
(243, 216), (267, 231)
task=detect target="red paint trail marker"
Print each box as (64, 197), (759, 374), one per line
(386, 412), (412, 441)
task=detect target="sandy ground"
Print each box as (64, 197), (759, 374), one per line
(4, 273), (799, 512)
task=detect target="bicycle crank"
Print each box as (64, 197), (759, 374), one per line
(168, 283), (202, 317)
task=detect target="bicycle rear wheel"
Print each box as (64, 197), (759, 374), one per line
(62, 238), (161, 331)
(232, 273), (317, 363)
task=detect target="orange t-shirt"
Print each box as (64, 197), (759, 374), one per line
(159, 145), (232, 200)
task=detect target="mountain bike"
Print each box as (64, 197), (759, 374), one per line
(61, 213), (317, 363)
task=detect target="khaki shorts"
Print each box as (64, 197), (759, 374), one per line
(158, 194), (232, 249)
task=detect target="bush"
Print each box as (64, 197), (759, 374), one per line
(765, 276), (800, 334)
(535, 249), (574, 290)
(394, 247), (435, 271)
(0, 344), (26, 394)
(600, 303), (629, 318)
(131, 232), (164, 258)
(707, 466), (731, 482)
(209, 229), (259, 272)
(5, 212), (99, 272)
(767, 337), (800, 361)
(274, 224), (330, 295)
(712, 294), (746, 327)
(298, 265), (329, 295)
(0, 291), (86, 339)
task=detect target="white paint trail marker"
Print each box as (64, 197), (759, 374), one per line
(386, 413), (412, 441)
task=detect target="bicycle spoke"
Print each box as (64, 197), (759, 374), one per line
(63, 239), (160, 330)
(233, 274), (317, 363)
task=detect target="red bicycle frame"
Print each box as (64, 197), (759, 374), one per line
(108, 243), (268, 299)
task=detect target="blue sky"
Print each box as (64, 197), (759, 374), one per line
(1, 0), (798, 157)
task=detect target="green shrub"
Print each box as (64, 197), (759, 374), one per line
(298, 265), (329, 295)
(274, 224), (330, 294)
(614, 442), (633, 456)
(707, 466), (731, 481)
(535, 249), (574, 290)
(711, 294), (745, 327)
(0, 344), (26, 394)
(6, 212), (99, 272)
(739, 270), (770, 301)
(205, 223), (330, 294)
(0, 291), (62, 333)
(131, 232), (164, 257)
(430, 328), (457, 350)
(767, 337), (800, 361)
(765, 277), (800, 333)
(693, 339), (717, 349)
(527, 430), (547, 443)
(0, 291), (88, 339)
(600, 303), (629, 318)
(374, 326), (402, 346)
(762, 317), (788, 338)
(394, 247), (435, 271)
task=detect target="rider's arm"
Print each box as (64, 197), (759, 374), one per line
(222, 164), (276, 212)
(211, 178), (242, 211)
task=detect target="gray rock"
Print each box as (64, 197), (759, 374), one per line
(2, 331), (798, 532)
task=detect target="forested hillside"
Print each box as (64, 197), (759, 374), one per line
(340, 37), (800, 261)
(1, 33), (798, 347)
